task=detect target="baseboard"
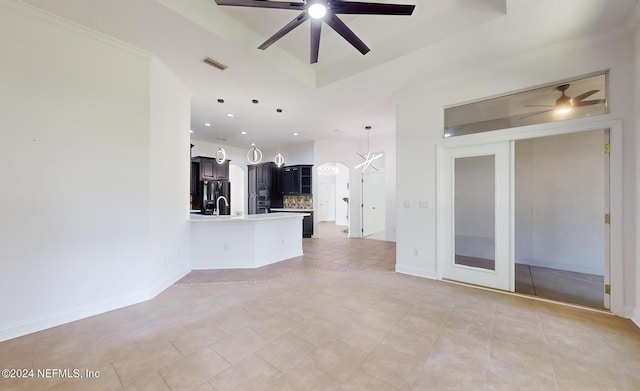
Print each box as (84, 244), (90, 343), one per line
(395, 265), (437, 280)
(0, 268), (190, 343)
(148, 267), (191, 298)
(627, 305), (640, 329)
(0, 290), (149, 343)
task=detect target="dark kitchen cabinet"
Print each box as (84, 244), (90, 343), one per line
(192, 156), (229, 181)
(282, 165), (313, 195)
(300, 165), (312, 195)
(282, 166), (298, 195)
(247, 162), (283, 213)
(302, 212), (313, 238)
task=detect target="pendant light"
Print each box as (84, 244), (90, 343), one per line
(215, 98), (226, 164)
(274, 108), (285, 167)
(247, 143), (263, 164)
(355, 125), (382, 171)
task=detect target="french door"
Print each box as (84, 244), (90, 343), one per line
(437, 141), (513, 291)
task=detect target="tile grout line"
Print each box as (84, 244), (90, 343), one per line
(537, 311), (561, 391)
(483, 303), (498, 391)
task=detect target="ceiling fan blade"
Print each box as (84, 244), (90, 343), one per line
(572, 89), (599, 102)
(325, 14), (370, 55)
(258, 12), (308, 50)
(310, 18), (322, 64)
(215, 0), (305, 10)
(332, 1), (415, 15)
(574, 99), (606, 107)
(518, 109), (554, 120)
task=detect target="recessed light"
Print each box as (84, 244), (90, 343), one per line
(240, 131), (247, 135)
(189, 129), (194, 134)
(226, 113), (234, 118)
(204, 122), (211, 127)
(252, 99), (259, 104)
(251, 143), (256, 147)
(292, 132), (299, 136)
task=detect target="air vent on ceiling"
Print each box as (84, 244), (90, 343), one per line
(202, 57), (227, 71)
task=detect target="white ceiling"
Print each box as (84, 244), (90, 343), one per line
(23, 0), (640, 150)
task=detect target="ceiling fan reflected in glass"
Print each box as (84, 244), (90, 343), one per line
(214, 0), (416, 63)
(520, 83), (606, 120)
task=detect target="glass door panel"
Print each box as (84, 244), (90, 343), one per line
(454, 155), (496, 271)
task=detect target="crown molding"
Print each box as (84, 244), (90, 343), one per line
(0, 0), (152, 61)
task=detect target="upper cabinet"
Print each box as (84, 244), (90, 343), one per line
(282, 165), (313, 195)
(192, 156), (229, 181)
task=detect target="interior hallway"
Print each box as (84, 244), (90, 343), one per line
(1, 224), (638, 390)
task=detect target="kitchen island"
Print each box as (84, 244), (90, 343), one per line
(270, 208), (314, 238)
(189, 212), (309, 269)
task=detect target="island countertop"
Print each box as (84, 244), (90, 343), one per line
(189, 212), (309, 223)
(269, 208), (314, 212)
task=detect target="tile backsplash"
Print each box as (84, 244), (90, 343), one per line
(284, 195), (313, 209)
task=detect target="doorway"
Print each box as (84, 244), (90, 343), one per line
(438, 126), (615, 310)
(362, 170), (386, 240)
(316, 162), (350, 238)
(514, 130), (608, 308)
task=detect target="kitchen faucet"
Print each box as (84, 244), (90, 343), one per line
(216, 196), (229, 217)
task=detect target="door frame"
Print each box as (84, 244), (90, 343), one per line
(436, 118), (623, 315)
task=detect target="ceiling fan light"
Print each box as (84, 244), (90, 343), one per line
(555, 106), (572, 115)
(308, 3), (327, 19)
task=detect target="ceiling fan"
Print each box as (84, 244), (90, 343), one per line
(214, 0), (416, 63)
(519, 83), (606, 120)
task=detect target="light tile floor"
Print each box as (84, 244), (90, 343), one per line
(1, 223), (639, 390)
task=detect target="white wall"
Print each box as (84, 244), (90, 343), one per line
(148, 59), (193, 293)
(266, 141), (315, 166)
(515, 131), (605, 275)
(396, 36), (636, 313)
(0, 3), (191, 341)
